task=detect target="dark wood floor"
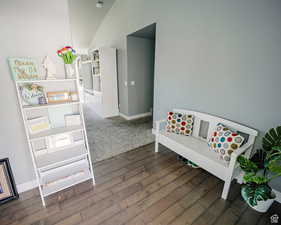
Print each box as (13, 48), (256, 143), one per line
(1, 143), (280, 225)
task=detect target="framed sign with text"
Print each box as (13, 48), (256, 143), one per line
(8, 57), (39, 81)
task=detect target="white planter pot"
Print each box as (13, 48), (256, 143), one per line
(64, 64), (75, 78)
(250, 196), (275, 213)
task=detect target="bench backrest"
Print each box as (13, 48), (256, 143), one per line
(173, 109), (258, 145)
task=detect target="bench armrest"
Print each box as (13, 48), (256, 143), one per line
(155, 119), (166, 133)
(232, 143), (254, 159)
(227, 143), (254, 177)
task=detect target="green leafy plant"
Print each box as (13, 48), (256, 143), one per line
(237, 126), (281, 207)
(262, 126), (281, 151)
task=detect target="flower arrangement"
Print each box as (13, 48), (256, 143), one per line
(57, 46), (77, 64)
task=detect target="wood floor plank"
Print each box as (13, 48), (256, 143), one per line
(61, 154), (177, 211)
(79, 165), (192, 225)
(169, 201), (206, 225)
(0, 145), (170, 219)
(211, 195), (248, 225)
(53, 213), (82, 225)
(191, 198), (230, 225)
(94, 154), (176, 195)
(212, 207), (239, 225)
(120, 166), (191, 209)
(94, 143), (153, 168)
(1, 143), (280, 225)
(191, 180), (243, 225)
(80, 183), (142, 221)
(34, 150), (179, 225)
(95, 152), (176, 192)
(125, 171), (208, 225)
(97, 169), (202, 225)
(236, 207), (263, 225)
(10, 205), (60, 225)
(94, 145), (170, 178)
(149, 175), (220, 225)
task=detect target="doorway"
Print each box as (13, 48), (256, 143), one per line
(126, 23), (156, 118)
(79, 23), (156, 163)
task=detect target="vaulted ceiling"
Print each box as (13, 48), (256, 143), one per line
(68, 0), (116, 51)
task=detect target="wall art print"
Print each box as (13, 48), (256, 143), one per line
(8, 57), (39, 81)
(0, 158), (18, 205)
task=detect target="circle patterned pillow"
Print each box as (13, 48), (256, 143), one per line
(208, 123), (245, 162)
(166, 112), (194, 136)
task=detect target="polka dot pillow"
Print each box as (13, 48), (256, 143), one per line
(166, 112), (194, 136)
(208, 123), (244, 162)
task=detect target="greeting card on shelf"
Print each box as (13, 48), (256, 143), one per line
(8, 57), (40, 81)
(47, 91), (70, 104)
(20, 83), (47, 105)
(48, 105), (72, 128)
(65, 114), (81, 127)
(27, 117), (51, 134)
(46, 133), (73, 150)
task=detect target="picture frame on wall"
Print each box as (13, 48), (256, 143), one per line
(0, 158), (18, 205)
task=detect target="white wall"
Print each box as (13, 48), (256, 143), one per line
(127, 36), (154, 116)
(68, 0), (116, 50)
(91, 0), (281, 190)
(0, 0), (72, 186)
(80, 63), (93, 90)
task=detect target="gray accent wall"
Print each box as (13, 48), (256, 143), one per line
(0, 0), (72, 185)
(91, 0), (281, 190)
(126, 36), (155, 116)
(91, 0), (281, 138)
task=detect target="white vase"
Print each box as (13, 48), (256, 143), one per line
(64, 64), (75, 78)
(250, 194), (275, 213)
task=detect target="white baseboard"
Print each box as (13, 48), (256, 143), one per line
(17, 179), (38, 193)
(119, 112), (152, 121)
(104, 111), (120, 118)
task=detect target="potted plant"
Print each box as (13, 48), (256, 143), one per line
(57, 46), (77, 78)
(237, 126), (281, 213)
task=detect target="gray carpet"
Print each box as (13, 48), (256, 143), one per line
(84, 103), (155, 162)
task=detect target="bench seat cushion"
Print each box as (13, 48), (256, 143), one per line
(159, 130), (229, 178)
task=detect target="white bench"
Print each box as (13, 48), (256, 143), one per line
(155, 109), (258, 199)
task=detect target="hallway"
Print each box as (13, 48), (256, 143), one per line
(83, 97), (155, 162)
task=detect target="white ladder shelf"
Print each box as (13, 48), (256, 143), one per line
(13, 63), (95, 207)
